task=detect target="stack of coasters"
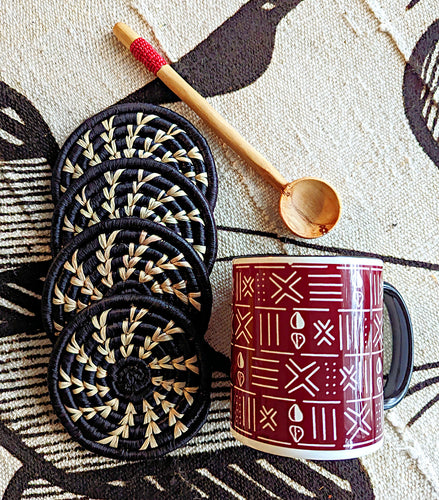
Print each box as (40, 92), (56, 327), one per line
(42, 103), (217, 459)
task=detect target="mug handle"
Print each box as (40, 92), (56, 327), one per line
(383, 282), (414, 410)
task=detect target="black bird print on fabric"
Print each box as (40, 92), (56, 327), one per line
(120, 0), (304, 105)
(0, 81), (59, 164)
(405, 361), (439, 426)
(403, 18), (439, 170)
(406, 0), (422, 9)
(0, 262), (49, 338)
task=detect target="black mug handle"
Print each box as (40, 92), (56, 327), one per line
(383, 282), (414, 410)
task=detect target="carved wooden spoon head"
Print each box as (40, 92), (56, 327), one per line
(279, 177), (341, 239)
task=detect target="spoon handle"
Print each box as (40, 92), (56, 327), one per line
(113, 22), (288, 192)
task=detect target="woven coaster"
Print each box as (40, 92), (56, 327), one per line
(51, 103), (217, 209)
(42, 217), (212, 340)
(51, 158), (217, 272)
(48, 294), (211, 460)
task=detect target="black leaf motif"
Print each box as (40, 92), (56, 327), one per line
(406, 362), (439, 426)
(0, 260), (50, 338)
(403, 19), (439, 170)
(0, 81), (59, 164)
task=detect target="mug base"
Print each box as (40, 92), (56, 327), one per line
(230, 428), (384, 460)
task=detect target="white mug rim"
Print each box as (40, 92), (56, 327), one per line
(230, 428), (384, 460)
(233, 255), (383, 266)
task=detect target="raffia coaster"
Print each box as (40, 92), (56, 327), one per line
(47, 294), (211, 460)
(42, 217), (212, 340)
(51, 103), (218, 209)
(51, 158), (217, 272)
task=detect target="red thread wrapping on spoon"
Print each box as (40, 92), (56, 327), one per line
(130, 38), (167, 75)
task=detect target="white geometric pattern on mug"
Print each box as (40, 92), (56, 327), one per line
(353, 270), (363, 289)
(338, 312), (364, 352)
(284, 359), (320, 396)
(308, 278), (343, 303)
(373, 313), (383, 347)
(339, 366), (359, 392)
(288, 403), (304, 423)
(258, 311), (281, 347)
(290, 312), (306, 349)
(290, 311), (305, 330)
(269, 272), (303, 305)
(353, 290), (364, 308)
(232, 392), (244, 428)
(354, 274), (365, 309)
(312, 406), (338, 441)
(235, 309), (253, 344)
(242, 276), (254, 297)
(289, 425), (304, 443)
(259, 405), (278, 432)
(362, 357), (373, 397)
(371, 272), (382, 307)
(237, 351), (245, 369)
(237, 371), (245, 387)
(376, 357), (383, 392)
(376, 374), (383, 392)
(375, 399), (384, 435)
(250, 358), (279, 390)
(313, 319), (335, 346)
(237, 394), (256, 432)
(290, 331), (306, 350)
(236, 273), (255, 301)
(376, 357), (382, 375)
(344, 405), (372, 440)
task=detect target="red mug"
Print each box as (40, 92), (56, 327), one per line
(230, 256), (413, 459)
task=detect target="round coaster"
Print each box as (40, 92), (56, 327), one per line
(48, 294), (211, 460)
(42, 218), (212, 340)
(51, 158), (217, 272)
(51, 103), (217, 209)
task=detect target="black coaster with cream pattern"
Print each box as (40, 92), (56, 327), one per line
(42, 217), (212, 340)
(48, 294), (211, 460)
(51, 158), (217, 273)
(51, 103), (217, 209)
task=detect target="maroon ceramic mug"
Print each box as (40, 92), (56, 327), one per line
(230, 256), (413, 459)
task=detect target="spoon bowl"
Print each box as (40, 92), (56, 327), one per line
(279, 177), (341, 239)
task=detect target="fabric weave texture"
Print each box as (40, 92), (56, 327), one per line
(0, 0), (438, 498)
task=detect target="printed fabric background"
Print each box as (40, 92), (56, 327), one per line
(0, 0), (438, 498)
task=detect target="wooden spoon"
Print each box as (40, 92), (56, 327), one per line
(113, 22), (341, 238)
